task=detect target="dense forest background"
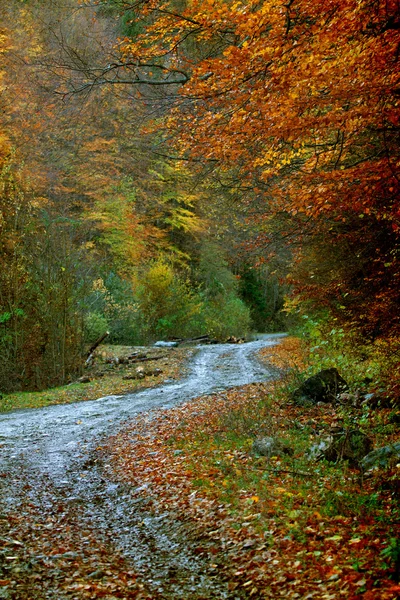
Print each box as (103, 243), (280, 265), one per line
(0, 0), (399, 397)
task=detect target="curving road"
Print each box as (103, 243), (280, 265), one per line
(0, 334), (284, 598)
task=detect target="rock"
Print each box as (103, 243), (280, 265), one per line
(252, 436), (294, 458)
(310, 429), (373, 465)
(361, 441), (400, 471)
(308, 436), (334, 461)
(105, 356), (119, 365)
(362, 393), (394, 409)
(77, 375), (91, 384)
(122, 370), (145, 380)
(337, 392), (362, 408)
(87, 569), (105, 580)
(292, 368), (349, 405)
(143, 367), (163, 377)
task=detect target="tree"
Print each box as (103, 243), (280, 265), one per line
(104, 0), (399, 341)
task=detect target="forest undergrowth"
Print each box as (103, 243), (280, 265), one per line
(102, 338), (400, 599)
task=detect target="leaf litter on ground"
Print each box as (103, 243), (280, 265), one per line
(100, 337), (399, 599)
(1, 338), (399, 599)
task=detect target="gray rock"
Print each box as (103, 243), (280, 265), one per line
(87, 569), (105, 580)
(308, 436), (334, 461)
(362, 393), (394, 409)
(143, 367), (163, 377)
(252, 436), (293, 458)
(361, 441), (400, 471)
(292, 368), (349, 405)
(310, 429), (373, 465)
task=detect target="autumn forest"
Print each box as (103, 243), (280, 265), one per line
(0, 0), (399, 399)
(1, 1), (400, 598)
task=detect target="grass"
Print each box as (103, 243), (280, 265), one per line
(174, 382), (399, 592)
(100, 335), (399, 597)
(0, 345), (195, 412)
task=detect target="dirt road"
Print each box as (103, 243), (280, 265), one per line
(0, 335), (283, 599)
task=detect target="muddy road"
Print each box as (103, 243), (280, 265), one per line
(0, 335), (283, 599)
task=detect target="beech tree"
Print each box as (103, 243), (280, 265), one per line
(95, 0), (399, 340)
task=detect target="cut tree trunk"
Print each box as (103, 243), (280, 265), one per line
(128, 355), (167, 364)
(85, 331), (109, 367)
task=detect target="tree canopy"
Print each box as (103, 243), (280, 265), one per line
(0, 0), (399, 396)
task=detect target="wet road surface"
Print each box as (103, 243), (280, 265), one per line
(0, 335), (283, 598)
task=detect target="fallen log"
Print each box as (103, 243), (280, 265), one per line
(86, 331), (109, 358)
(129, 355), (167, 364)
(176, 334), (211, 345)
(85, 331), (109, 367)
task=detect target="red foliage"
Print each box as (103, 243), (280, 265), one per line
(118, 0), (400, 343)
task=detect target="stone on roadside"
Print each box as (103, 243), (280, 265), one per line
(292, 368), (349, 405)
(309, 429), (373, 465)
(361, 441), (400, 471)
(252, 436), (294, 458)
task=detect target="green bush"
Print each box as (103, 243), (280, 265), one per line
(202, 293), (251, 340)
(136, 260), (204, 340)
(84, 312), (109, 344)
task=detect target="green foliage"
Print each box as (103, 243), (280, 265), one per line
(322, 489), (382, 518)
(285, 307), (382, 391)
(0, 157), (95, 391)
(195, 242), (238, 299)
(202, 293), (251, 340)
(99, 1), (144, 37)
(136, 260), (203, 340)
(380, 538), (400, 574)
(85, 273), (141, 345)
(238, 265), (286, 332)
(84, 311), (109, 344)
(135, 254), (251, 341)
(0, 312), (12, 324)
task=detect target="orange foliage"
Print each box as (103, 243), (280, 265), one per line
(258, 335), (307, 371)
(117, 0), (400, 341)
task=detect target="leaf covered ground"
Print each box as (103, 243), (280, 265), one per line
(1, 338), (399, 599)
(0, 471), (156, 600)
(100, 338), (399, 599)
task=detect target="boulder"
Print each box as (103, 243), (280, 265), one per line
(292, 368), (349, 405)
(361, 441), (400, 471)
(252, 436), (294, 458)
(308, 436), (334, 461)
(362, 393), (394, 409)
(309, 429), (373, 465)
(143, 367), (163, 377)
(122, 369), (145, 380)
